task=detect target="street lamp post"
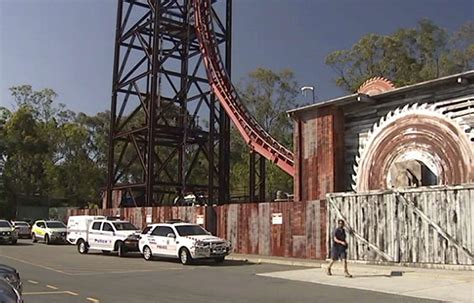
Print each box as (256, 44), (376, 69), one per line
(301, 86), (315, 103)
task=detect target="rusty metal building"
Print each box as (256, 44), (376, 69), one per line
(288, 71), (474, 202)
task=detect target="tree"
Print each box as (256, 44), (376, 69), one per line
(2, 86), (108, 211)
(230, 68), (299, 200)
(326, 20), (474, 92)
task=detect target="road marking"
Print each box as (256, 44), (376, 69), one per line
(0, 255), (70, 275)
(65, 291), (79, 296)
(28, 280), (39, 284)
(23, 291), (74, 296)
(46, 284), (59, 290)
(87, 297), (101, 302)
(68, 267), (183, 276)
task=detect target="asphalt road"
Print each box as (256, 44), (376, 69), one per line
(0, 240), (437, 303)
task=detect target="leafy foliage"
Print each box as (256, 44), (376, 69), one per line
(231, 68), (299, 200)
(326, 20), (474, 92)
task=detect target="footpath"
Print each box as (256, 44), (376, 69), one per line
(228, 254), (474, 303)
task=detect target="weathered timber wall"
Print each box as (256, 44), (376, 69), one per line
(68, 200), (328, 259)
(327, 185), (474, 265)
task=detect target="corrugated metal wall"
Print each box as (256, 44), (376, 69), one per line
(68, 201), (328, 259)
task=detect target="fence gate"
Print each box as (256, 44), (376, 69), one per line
(326, 185), (474, 265)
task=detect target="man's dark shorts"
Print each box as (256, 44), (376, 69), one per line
(331, 245), (347, 260)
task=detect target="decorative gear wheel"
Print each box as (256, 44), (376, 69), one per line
(352, 100), (474, 192)
(357, 77), (396, 95)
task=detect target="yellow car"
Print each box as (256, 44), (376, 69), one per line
(31, 220), (67, 244)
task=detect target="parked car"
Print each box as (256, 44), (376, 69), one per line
(138, 221), (232, 265)
(70, 217), (141, 257)
(0, 221), (18, 245)
(0, 278), (22, 303)
(11, 221), (31, 239)
(31, 220), (67, 244)
(0, 264), (22, 294)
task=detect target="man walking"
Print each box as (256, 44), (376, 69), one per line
(327, 219), (352, 278)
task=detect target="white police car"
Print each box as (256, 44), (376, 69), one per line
(139, 221), (232, 265)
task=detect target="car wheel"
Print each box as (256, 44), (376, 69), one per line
(77, 240), (88, 254)
(32, 233), (37, 243)
(214, 256), (225, 263)
(143, 246), (153, 261)
(117, 242), (127, 257)
(45, 234), (50, 245)
(179, 248), (192, 265)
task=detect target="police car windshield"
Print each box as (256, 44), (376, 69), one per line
(113, 222), (138, 230)
(46, 222), (66, 228)
(0, 221), (11, 228)
(175, 225), (208, 236)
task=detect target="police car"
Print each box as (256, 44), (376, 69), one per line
(31, 220), (67, 244)
(139, 221), (232, 265)
(72, 217), (141, 257)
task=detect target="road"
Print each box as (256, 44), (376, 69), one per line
(0, 240), (436, 303)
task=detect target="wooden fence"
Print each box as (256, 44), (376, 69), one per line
(327, 185), (474, 265)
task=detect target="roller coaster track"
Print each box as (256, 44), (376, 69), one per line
(193, 0), (295, 176)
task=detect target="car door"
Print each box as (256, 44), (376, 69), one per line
(88, 221), (102, 250)
(100, 222), (115, 251)
(148, 226), (165, 255)
(160, 227), (177, 256)
(35, 222), (46, 240)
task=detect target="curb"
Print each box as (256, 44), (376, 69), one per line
(227, 255), (323, 268)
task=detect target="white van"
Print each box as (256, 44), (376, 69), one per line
(67, 215), (106, 245)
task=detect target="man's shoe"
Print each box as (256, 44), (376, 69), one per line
(344, 272), (353, 278)
(326, 268), (332, 276)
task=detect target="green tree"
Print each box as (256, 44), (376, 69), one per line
(3, 86), (108, 210)
(231, 68), (299, 200)
(326, 20), (474, 92)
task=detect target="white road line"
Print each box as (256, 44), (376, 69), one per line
(87, 297), (101, 303)
(46, 284), (59, 290)
(27, 280), (39, 284)
(0, 255), (70, 275)
(65, 291), (79, 296)
(23, 291), (72, 296)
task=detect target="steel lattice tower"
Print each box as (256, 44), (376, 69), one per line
(106, 0), (231, 207)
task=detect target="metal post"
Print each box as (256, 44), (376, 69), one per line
(106, 0), (123, 209)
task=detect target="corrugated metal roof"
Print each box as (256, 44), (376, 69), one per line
(288, 70), (474, 116)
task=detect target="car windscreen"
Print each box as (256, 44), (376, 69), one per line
(175, 225), (208, 236)
(15, 222), (29, 226)
(113, 222), (138, 230)
(0, 221), (11, 228)
(46, 222), (66, 228)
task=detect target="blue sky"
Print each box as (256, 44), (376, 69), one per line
(1, 0), (473, 114)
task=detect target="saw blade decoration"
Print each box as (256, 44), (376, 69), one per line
(357, 77), (396, 95)
(352, 102), (474, 191)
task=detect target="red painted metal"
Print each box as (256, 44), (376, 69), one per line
(193, 0), (295, 176)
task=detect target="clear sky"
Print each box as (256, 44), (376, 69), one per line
(1, 0), (473, 115)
